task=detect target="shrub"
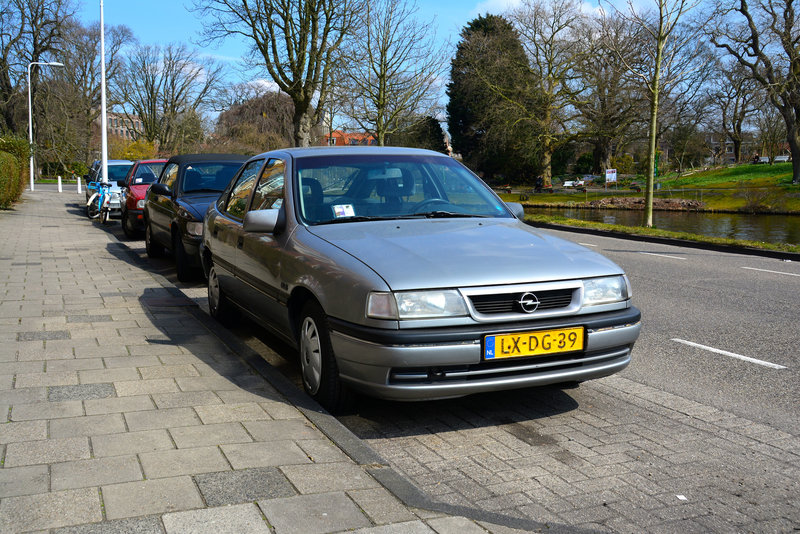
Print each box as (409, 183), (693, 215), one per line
(0, 151), (22, 208)
(611, 154), (634, 174)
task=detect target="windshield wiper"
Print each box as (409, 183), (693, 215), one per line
(317, 215), (399, 225)
(415, 211), (488, 219)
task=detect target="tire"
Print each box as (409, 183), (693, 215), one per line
(87, 200), (99, 219)
(207, 263), (236, 324)
(298, 300), (355, 414)
(122, 211), (138, 239)
(173, 232), (194, 282)
(100, 209), (109, 225)
(145, 221), (164, 258)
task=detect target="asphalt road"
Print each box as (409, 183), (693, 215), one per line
(543, 228), (799, 436)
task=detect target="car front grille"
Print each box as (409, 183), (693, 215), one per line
(469, 288), (575, 315)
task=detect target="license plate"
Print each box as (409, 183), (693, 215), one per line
(484, 327), (584, 360)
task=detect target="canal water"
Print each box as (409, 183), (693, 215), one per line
(526, 207), (800, 246)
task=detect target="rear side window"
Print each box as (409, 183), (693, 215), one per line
(223, 160), (263, 220)
(161, 163), (179, 190)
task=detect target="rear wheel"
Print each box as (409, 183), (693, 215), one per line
(298, 301), (355, 414)
(145, 221), (164, 258)
(87, 200), (99, 219)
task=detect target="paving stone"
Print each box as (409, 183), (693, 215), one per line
(14, 370), (78, 388)
(79, 367), (141, 384)
(162, 503), (271, 534)
(125, 407), (201, 431)
(174, 376), (243, 392)
(0, 464), (49, 498)
(0, 487), (102, 531)
(169, 422), (252, 448)
(50, 414), (127, 438)
(51, 455), (143, 490)
(152, 390), (221, 409)
(0, 419), (48, 444)
(424, 517), (489, 534)
(92, 429), (175, 457)
(258, 491), (371, 534)
(0, 360), (46, 376)
(243, 419), (321, 442)
(351, 522), (436, 534)
(103, 355), (161, 369)
(139, 446), (230, 479)
(74, 345), (130, 358)
(0, 386), (47, 406)
(46, 358), (105, 372)
(138, 364), (199, 380)
(84, 395), (154, 415)
(348, 487), (418, 525)
(11, 400), (84, 421)
(220, 440), (311, 469)
(17, 330), (70, 341)
(281, 462), (380, 493)
(194, 467), (297, 507)
(51, 515), (165, 534)
(114, 378), (178, 397)
(102, 476), (204, 520)
(297, 439), (350, 463)
(48, 383), (116, 402)
(4, 436), (91, 467)
(194, 402), (270, 424)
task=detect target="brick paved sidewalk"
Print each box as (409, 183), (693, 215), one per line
(0, 191), (546, 533)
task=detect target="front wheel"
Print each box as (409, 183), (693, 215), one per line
(87, 200), (99, 219)
(122, 211), (138, 238)
(298, 301), (355, 414)
(207, 263), (236, 324)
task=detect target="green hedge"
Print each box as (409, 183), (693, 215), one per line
(0, 151), (22, 208)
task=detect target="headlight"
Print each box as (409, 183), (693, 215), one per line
(186, 222), (203, 236)
(136, 199), (146, 208)
(367, 290), (467, 319)
(583, 275), (630, 306)
(111, 192), (120, 200)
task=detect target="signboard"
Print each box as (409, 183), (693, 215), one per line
(605, 169), (617, 183)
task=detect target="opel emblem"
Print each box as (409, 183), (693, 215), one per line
(518, 292), (540, 313)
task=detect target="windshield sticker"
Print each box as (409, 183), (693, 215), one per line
(134, 178), (143, 184)
(333, 204), (355, 218)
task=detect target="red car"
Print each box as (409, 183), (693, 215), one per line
(118, 159), (167, 238)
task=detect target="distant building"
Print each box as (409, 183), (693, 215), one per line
(322, 130), (377, 146)
(94, 112), (143, 141)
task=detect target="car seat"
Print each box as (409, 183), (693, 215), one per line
(300, 177), (324, 222)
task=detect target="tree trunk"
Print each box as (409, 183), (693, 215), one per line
(592, 137), (612, 174)
(645, 81), (659, 228)
(293, 107), (313, 148)
(541, 139), (553, 187)
(733, 138), (742, 163)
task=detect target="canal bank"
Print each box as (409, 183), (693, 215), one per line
(525, 217), (800, 262)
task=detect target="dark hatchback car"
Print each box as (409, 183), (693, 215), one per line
(118, 159), (167, 238)
(143, 153), (247, 281)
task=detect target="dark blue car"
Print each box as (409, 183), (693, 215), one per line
(143, 153), (247, 281)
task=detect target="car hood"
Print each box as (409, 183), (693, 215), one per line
(178, 192), (222, 220)
(128, 184), (152, 199)
(307, 219), (623, 291)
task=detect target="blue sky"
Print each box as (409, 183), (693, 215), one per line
(76, 0), (527, 82)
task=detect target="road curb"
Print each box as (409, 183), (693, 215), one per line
(526, 220), (800, 262)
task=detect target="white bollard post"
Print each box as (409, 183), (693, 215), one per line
(77, 176), (82, 195)
(57, 175), (62, 193)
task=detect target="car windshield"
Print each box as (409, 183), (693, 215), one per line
(131, 162), (165, 185)
(181, 162), (243, 194)
(295, 154), (511, 224)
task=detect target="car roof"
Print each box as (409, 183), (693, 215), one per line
(251, 146), (448, 160)
(164, 153), (248, 166)
(135, 159), (168, 164)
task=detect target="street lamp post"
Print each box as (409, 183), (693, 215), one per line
(27, 61), (64, 192)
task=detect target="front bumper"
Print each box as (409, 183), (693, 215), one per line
(182, 233), (202, 266)
(330, 307), (641, 400)
(126, 208), (146, 229)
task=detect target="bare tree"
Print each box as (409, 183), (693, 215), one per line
(341, 0), (446, 146)
(0, 0), (76, 134)
(706, 60), (760, 163)
(605, 0), (705, 227)
(755, 105), (787, 162)
(115, 43), (223, 153)
(508, 0), (587, 186)
(194, 0), (357, 147)
(708, 0), (800, 184)
(38, 20), (131, 169)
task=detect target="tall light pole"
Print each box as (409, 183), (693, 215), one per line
(99, 0), (109, 186)
(27, 61), (64, 191)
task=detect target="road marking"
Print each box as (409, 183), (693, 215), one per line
(742, 266), (800, 278)
(579, 243), (597, 247)
(671, 339), (787, 370)
(639, 252), (687, 260)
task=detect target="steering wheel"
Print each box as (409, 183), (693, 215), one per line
(411, 198), (451, 213)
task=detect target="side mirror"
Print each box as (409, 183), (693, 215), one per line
(243, 209), (280, 233)
(149, 183), (172, 197)
(505, 202), (525, 219)
(116, 180), (127, 188)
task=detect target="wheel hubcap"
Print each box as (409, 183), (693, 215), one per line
(208, 268), (220, 313)
(300, 317), (322, 395)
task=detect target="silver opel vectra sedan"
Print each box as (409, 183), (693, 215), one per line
(201, 147), (641, 413)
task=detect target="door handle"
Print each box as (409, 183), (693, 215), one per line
(237, 236), (244, 249)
